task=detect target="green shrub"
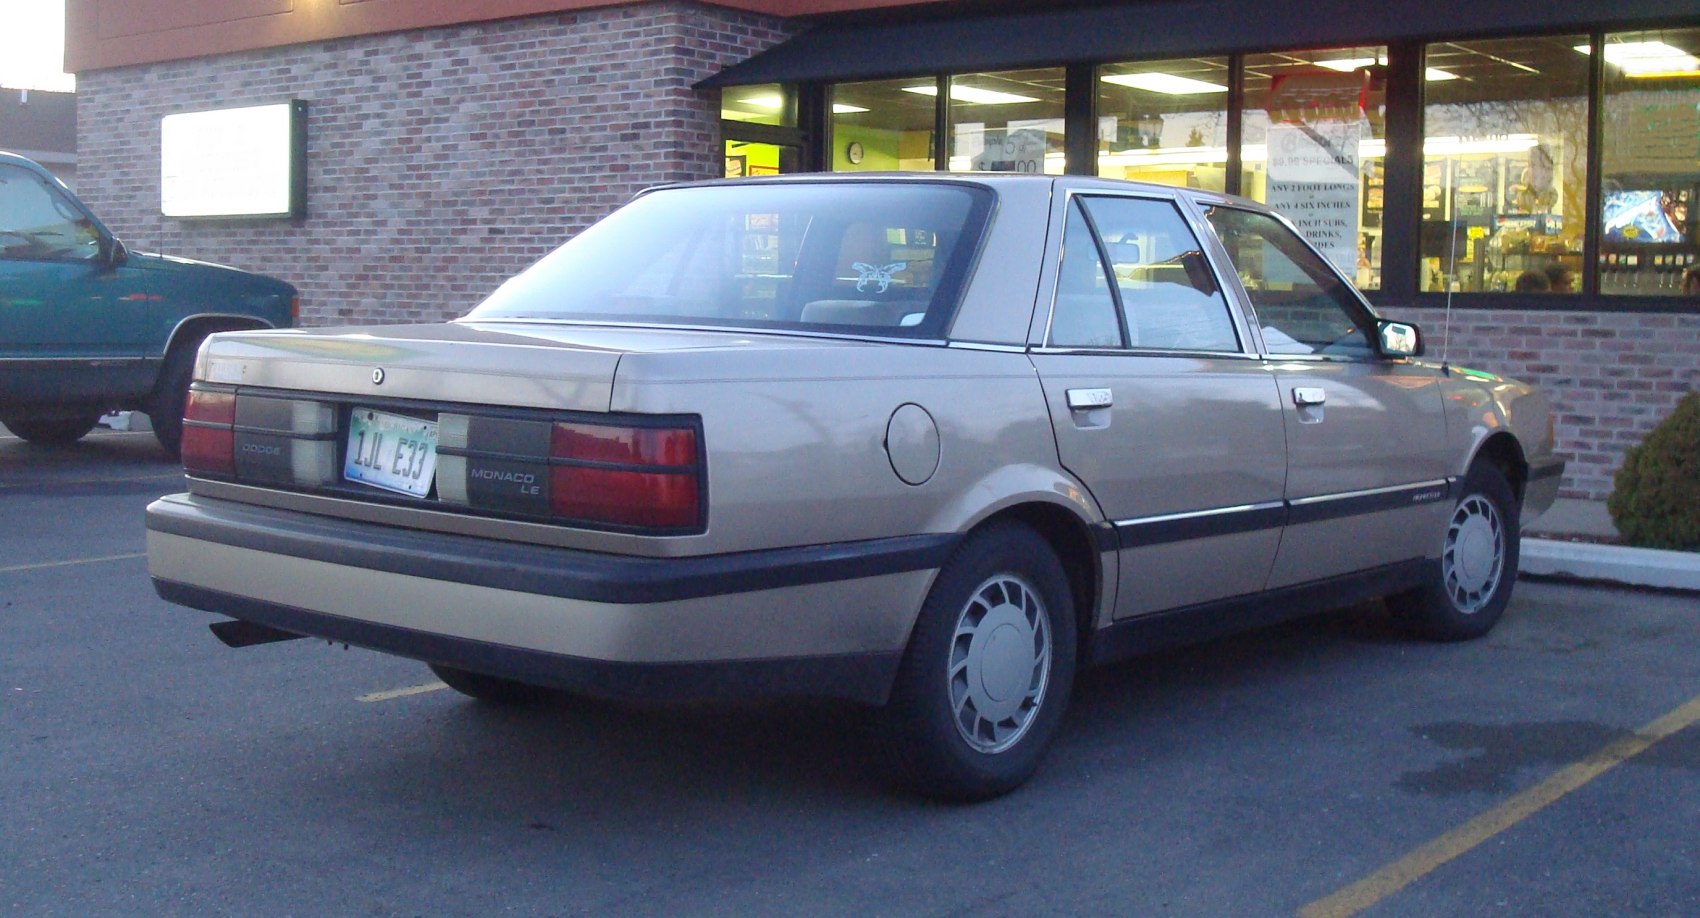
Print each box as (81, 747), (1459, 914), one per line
(1608, 391), (1700, 551)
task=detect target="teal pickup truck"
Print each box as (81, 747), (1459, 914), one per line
(1, 151), (297, 455)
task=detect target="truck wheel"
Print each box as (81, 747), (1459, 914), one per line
(3, 414), (101, 446)
(1389, 462), (1521, 641)
(879, 521), (1077, 802)
(428, 663), (550, 705)
(150, 336), (204, 458)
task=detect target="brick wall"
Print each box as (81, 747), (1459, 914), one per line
(75, 1), (793, 325)
(1385, 306), (1700, 501)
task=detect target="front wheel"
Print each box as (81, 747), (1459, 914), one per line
(149, 336), (204, 458)
(3, 414), (101, 446)
(1389, 462), (1521, 641)
(879, 522), (1077, 802)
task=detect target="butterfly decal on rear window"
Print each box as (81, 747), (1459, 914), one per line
(853, 262), (907, 293)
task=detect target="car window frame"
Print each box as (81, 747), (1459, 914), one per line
(0, 162), (106, 265)
(1033, 187), (1258, 359)
(1190, 200), (1386, 363)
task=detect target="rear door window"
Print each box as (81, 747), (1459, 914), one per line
(1047, 195), (1240, 352)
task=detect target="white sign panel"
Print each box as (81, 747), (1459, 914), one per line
(161, 102), (300, 218)
(1266, 121), (1362, 276)
(968, 127), (1048, 173)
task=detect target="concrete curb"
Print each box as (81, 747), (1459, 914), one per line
(1521, 538), (1700, 592)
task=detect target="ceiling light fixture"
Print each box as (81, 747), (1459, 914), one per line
(1316, 56), (1380, 72)
(1574, 40), (1700, 76)
(1313, 56), (1455, 81)
(902, 84), (1040, 105)
(1101, 72), (1227, 95)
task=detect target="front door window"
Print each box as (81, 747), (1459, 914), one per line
(1201, 204), (1378, 359)
(0, 164), (101, 263)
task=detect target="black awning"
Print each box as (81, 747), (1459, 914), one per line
(699, 0), (1693, 88)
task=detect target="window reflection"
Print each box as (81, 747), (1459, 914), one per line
(1420, 36), (1589, 293)
(1097, 58), (1229, 192)
(944, 69), (1066, 175)
(1598, 27), (1700, 296)
(1241, 47), (1388, 290)
(829, 79), (937, 172)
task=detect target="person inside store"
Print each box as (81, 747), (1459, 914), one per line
(1684, 263), (1700, 296)
(1543, 262), (1575, 294)
(1514, 269), (1551, 293)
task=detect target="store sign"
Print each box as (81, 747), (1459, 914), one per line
(1265, 72), (1368, 276)
(1603, 91), (1700, 174)
(1266, 122), (1363, 275)
(957, 124), (1048, 173)
(161, 101), (306, 218)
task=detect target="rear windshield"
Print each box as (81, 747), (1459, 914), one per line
(466, 182), (993, 338)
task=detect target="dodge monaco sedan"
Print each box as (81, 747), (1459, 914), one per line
(146, 175), (1563, 800)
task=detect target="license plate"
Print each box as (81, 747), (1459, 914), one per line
(344, 408), (439, 498)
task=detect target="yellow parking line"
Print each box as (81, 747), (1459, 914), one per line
(358, 682), (449, 703)
(1301, 692), (1700, 918)
(0, 552), (147, 574)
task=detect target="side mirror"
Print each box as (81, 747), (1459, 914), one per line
(1178, 249), (1218, 296)
(101, 235), (128, 268)
(1378, 320), (1422, 358)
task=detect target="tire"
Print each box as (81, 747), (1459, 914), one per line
(1389, 462), (1521, 641)
(3, 414), (101, 446)
(428, 663), (550, 705)
(150, 336), (202, 458)
(879, 522), (1078, 802)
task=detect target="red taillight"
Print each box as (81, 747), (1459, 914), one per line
(181, 388), (236, 476)
(549, 467), (700, 528)
(548, 423), (700, 530)
(551, 422), (697, 466)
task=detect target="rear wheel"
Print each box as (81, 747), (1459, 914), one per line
(3, 414), (101, 446)
(1389, 462), (1520, 641)
(428, 663), (550, 705)
(879, 522), (1077, 802)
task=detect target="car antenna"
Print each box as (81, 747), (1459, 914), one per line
(1440, 207), (1459, 376)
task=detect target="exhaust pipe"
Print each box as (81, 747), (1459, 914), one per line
(209, 619), (306, 648)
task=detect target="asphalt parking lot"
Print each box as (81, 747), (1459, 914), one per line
(3, 424), (1698, 916)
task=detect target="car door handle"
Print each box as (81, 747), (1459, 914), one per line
(1292, 387), (1326, 407)
(1067, 387), (1113, 410)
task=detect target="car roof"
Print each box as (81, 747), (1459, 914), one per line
(0, 150), (70, 187)
(650, 171), (1269, 213)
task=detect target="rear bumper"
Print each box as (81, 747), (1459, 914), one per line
(156, 580), (905, 704)
(146, 493), (951, 704)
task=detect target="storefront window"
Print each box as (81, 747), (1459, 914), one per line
(1097, 58), (1230, 191)
(721, 84), (798, 177)
(1597, 27), (1700, 296)
(1418, 37), (1589, 294)
(944, 69), (1066, 174)
(1241, 47), (1387, 289)
(829, 79), (938, 172)
(720, 83), (794, 127)
(724, 141), (786, 178)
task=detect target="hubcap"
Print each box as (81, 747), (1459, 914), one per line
(1443, 493), (1504, 614)
(948, 574), (1052, 754)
